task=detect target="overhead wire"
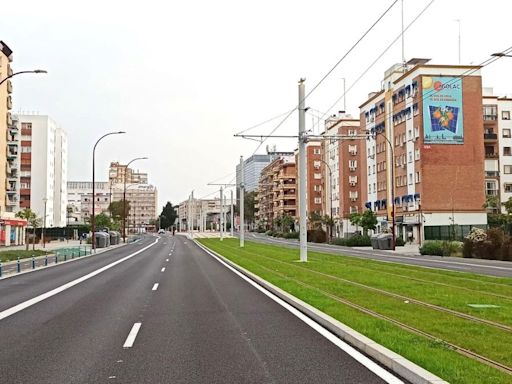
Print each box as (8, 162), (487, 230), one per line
(249, 0), (400, 156)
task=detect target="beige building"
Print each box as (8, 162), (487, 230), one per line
(109, 162), (148, 184)
(0, 41), (13, 215)
(113, 184), (158, 232)
(178, 197), (233, 231)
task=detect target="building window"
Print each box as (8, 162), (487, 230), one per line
(504, 129), (511, 138)
(505, 165), (512, 174)
(415, 149), (420, 160)
(409, 173), (413, 185)
(409, 151), (413, 163)
(486, 181), (498, 196)
(505, 183), (512, 193)
(415, 172), (421, 183)
(313, 161), (321, 169)
(503, 111), (511, 120)
(313, 148), (321, 155)
(349, 160), (357, 169)
(505, 147), (512, 156)
(314, 197), (321, 204)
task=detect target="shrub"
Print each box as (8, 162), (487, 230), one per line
(420, 240), (445, 256)
(307, 229), (327, 243)
(395, 237), (405, 247)
(332, 235), (371, 247)
(462, 239), (473, 258)
(273, 232), (284, 238)
(283, 231), (299, 239)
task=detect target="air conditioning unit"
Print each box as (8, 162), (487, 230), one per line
(400, 164), (405, 168)
(350, 197), (358, 202)
(349, 167), (356, 172)
(349, 182), (356, 187)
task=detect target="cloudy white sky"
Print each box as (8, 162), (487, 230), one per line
(3, 0), (512, 209)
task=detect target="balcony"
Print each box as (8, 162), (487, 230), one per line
(483, 114), (498, 121)
(485, 171), (500, 177)
(6, 80), (12, 94)
(282, 184), (297, 189)
(6, 197), (18, 206)
(485, 153), (499, 159)
(6, 96), (12, 110)
(484, 133), (498, 141)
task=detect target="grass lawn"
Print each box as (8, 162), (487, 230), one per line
(0, 249), (51, 262)
(199, 238), (512, 384)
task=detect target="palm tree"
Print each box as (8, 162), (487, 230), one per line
(16, 208), (41, 250)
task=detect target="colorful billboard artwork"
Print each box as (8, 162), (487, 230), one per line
(422, 76), (464, 144)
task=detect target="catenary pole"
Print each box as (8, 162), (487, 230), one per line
(220, 186), (224, 241)
(240, 156), (245, 247)
(298, 79), (308, 262)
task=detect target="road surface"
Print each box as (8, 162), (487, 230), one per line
(0, 234), (404, 384)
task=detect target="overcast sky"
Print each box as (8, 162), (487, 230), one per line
(3, 0), (512, 209)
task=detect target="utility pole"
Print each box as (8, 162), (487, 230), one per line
(191, 190), (195, 238)
(240, 156), (245, 248)
(220, 186), (224, 241)
(298, 79), (307, 262)
(230, 189), (234, 237)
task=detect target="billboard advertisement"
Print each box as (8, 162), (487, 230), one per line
(422, 76), (463, 144)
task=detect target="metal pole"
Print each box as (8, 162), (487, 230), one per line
(220, 186), (224, 241)
(42, 198), (47, 248)
(191, 191), (195, 238)
(401, 0), (405, 66)
(342, 77), (346, 112)
(230, 189), (234, 237)
(240, 156), (245, 247)
(298, 79), (307, 262)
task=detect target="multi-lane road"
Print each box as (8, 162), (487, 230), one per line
(0, 234), (405, 384)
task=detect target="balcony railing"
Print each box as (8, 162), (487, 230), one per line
(485, 171), (500, 177)
(483, 114), (498, 121)
(485, 153), (499, 159)
(484, 133), (498, 140)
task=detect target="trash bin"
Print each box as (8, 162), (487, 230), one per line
(371, 235), (380, 250)
(109, 231), (120, 245)
(378, 234), (394, 250)
(94, 232), (110, 248)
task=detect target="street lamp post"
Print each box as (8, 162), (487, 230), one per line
(122, 157), (148, 243)
(317, 158), (333, 242)
(369, 130), (396, 250)
(0, 69), (47, 86)
(92, 132), (125, 252)
(42, 197), (48, 248)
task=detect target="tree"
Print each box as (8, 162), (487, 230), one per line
(349, 212), (362, 234)
(16, 208), (41, 250)
(309, 212), (323, 229)
(359, 210), (378, 236)
(159, 202), (177, 229)
(95, 213), (115, 230)
(109, 200), (130, 222)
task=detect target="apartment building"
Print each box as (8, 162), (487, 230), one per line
(67, 181), (111, 224)
(304, 142), (323, 216)
(112, 184), (158, 232)
(178, 197), (232, 231)
(18, 114), (68, 227)
(255, 155), (297, 229)
(0, 42), (26, 246)
(482, 89), (512, 211)
(360, 59), (486, 243)
(321, 112), (363, 237)
(109, 162), (148, 184)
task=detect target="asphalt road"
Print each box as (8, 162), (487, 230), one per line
(245, 233), (512, 278)
(0, 234), (403, 384)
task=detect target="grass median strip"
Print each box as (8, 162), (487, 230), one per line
(0, 249), (51, 262)
(199, 238), (512, 384)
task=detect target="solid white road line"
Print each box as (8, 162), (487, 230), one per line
(161, 267), (165, 272)
(152, 283), (159, 291)
(196, 242), (403, 384)
(0, 239), (159, 322)
(123, 322), (142, 348)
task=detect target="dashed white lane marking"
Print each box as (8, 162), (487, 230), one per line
(152, 283), (159, 291)
(123, 322), (142, 348)
(161, 267), (166, 272)
(166, 259), (169, 262)
(0, 239), (159, 321)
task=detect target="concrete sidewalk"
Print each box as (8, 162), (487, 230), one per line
(3, 239), (85, 252)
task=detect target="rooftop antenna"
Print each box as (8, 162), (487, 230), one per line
(401, 0), (406, 69)
(454, 19), (461, 64)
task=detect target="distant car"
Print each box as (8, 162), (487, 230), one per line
(158, 229), (165, 234)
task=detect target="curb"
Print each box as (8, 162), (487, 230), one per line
(194, 240), (448, 384)
(0, 242), (131, 280)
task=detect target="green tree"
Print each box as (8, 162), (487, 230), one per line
(349, 212), (362, 233)
(159, 202), (178, 229)
(108, 200), (130, 222)
(359, 209), (378, 236)
(309, 212), (323, 229)
(16, 208), (41, 250)
(95, 213), (115, 230)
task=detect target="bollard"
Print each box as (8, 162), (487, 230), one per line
(0, 263), (2, 278)
(32, 256), (35, 270)
(64, 253), (67, 262)
(17, 257), (21, 273)
(71, 250), (74, 260)
(45, 255), (48, 266)
(55, 254), (58, 264)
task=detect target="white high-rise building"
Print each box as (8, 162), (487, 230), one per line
(18, 114), (68, 227)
